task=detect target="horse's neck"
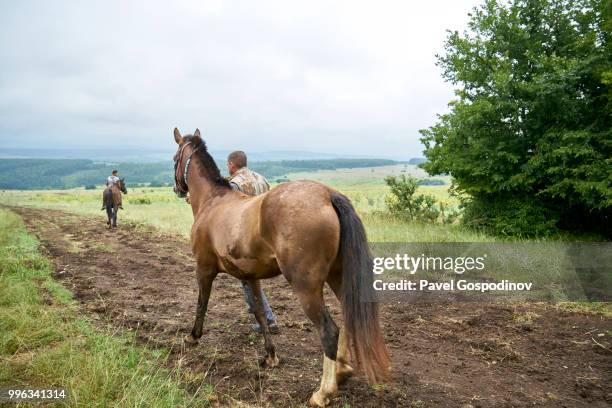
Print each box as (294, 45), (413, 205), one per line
(187, 159), (234, 217)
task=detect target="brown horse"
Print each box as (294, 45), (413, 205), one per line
(173, 128), (389, 407)
(102, 179), (126, 228)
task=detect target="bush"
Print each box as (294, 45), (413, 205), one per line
(84, 185), (96, 190)
(129, 197), (152, 205)
(439, 201), (461, 225)
(384, 175), (440, 223)
(461, 195), (558, 237)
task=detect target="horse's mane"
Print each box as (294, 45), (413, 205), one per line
(182, 135), (231, 189)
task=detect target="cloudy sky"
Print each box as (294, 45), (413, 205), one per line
(0, 0), (478, 159)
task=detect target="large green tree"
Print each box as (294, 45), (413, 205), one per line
(420, 0), (611, 237)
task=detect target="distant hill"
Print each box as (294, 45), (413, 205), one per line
(0, 147), (410, 163)
(0, 158), (396, 189)
(407, 157), (427, 165)
(0, 148), (172, 163)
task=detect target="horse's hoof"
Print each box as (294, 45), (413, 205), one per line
(262, 354), (280, 368)
(309, 391), (330, 407)
(183, 334), (199, 345)
(336, 362), (354, 384)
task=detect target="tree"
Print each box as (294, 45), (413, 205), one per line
(420, 0), (611, 237)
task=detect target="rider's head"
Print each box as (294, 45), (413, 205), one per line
(227, 151), (246, 175)
(112, 169), (118, 176)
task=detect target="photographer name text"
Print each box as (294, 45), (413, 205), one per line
(373, 279), (533, 292)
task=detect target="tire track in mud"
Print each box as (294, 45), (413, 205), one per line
(11, 207), (612, 408)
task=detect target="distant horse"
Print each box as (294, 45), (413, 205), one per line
(172, 128), (389, 407)
(103, 178), (127, 228)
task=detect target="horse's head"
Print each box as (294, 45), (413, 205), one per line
(172, 127), (231, 198)
(172, 127), (201, 198)
(119, 177), (127, 194)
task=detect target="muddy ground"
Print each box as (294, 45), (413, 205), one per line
(11, 207), (612, 408)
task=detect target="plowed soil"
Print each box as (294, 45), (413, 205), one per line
(12, 207), (612, 408)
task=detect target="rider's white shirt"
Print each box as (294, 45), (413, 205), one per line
(107, 175), (120, 186)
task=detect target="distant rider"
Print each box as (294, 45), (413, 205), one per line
(227, 151), (279, 334)
(102, 169), (123, 210)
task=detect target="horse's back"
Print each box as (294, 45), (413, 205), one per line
(260, 180), (341, 267)
(103, 185), (121, 206)
(194, 180), (341, 276)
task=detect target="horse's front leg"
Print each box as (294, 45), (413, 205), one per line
(247, 279), (279, 368)
(184, 264), (217, 344)
(112, 205), (118, 227)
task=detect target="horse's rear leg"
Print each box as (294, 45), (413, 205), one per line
(327, 271), (354, 384)
(105, 206), (112, 227)
(291, 282), (339, 407)
(112, 205), (118, 227)
(246, 279), (279, 367)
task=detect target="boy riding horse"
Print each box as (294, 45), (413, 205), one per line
(102, 170), (123, 210)
(102, 170), (126, 227)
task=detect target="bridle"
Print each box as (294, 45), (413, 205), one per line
(118, 177), (127, 194)
(173, 141), (200, 198)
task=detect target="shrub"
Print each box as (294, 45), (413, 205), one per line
(384, 175), (440, 223)
(129, 197), (152, 205)
(461, 194), (558, 237)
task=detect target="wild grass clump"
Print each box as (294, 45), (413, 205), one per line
(129, 197), (152, 205)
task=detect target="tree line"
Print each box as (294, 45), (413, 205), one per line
(0, 158), (398, 190)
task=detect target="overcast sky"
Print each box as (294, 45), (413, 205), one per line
(0, 0), (478, 159)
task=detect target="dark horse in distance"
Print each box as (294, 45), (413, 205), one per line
(102, 178), (126, 228)
(172, 128), (389, 407)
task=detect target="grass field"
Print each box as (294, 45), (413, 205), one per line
(0, 208), (213, 407)
(0, 165), (487, 242)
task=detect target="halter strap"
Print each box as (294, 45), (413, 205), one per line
(174, 141), (200, 196)
(183, 146), (200, 187)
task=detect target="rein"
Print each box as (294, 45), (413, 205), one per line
(174, 142), (200, 197)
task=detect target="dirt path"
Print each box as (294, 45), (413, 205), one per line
(12, 207), (612, 407)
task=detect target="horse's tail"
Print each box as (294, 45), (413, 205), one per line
(330, 192), (390, 384)
(103, 188), (113, 208)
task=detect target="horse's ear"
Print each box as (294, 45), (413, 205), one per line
(174, 128), (183, 144)
(194, 128), (201, 138)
